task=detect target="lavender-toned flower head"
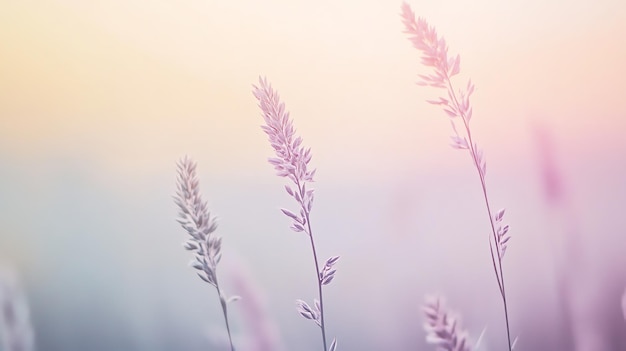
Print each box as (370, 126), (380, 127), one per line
(253, 77), (317, 235)
(400, 3), (460, 89)
(423, 296), (472, 351)
(253, 77), (339, 351)
(174, 156), (222, 287)
(253, 77), (316, 185)
(173, 156), (237, 351)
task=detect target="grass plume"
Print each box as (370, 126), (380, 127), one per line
(401, 3), (513, 349)
(174, 156), (239, 351)
(253, 77), (339, 351)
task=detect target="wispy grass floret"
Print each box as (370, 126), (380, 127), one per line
(423, 296), (472, 351)
(174, 156), (239, 351)
(400, 3), (513, 350)
(253, 77), (339, 351)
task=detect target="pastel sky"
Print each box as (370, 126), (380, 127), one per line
(1, 0), (624, 182)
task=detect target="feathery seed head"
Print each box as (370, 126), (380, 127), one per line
(253, 77), (316, 185)
(174, 156), (221, 287)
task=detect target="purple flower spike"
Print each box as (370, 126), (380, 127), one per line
(253, 77), (337, 351)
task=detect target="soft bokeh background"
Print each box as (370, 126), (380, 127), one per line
(1, 0), (625, 350)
